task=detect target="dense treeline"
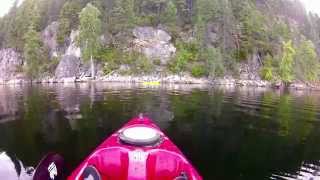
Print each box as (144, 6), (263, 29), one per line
(0, 0), (320, 83)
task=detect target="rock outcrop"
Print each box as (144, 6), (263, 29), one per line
(239, 53), (262, 80)
(42, 21), (59, 57)
(132, 27), (176, 65)
(66, 30), (81, 58)
(53, 29), (82, 82)
(55, 55), (80, 79)
(0, 49), (23, 81)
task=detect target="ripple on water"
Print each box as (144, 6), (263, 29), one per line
(0, 84), (320, 179)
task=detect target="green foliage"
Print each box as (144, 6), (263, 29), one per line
(260, 54), (274, 81)
(78, 3), (102, 78)
(0, 0), (320, 82)
(272, 20), (292, 42)
(103, 61), (119, 75)
(202, 47), (225, 78)
(236, 1), (267, 60)
(95, 47), (121, 74)
(135, 0), (179, 27)
(170, 51), (187, 73)
(7, 0), (41, 51)
(160, 0), (177, 27)
(60, 1), (81, 29)
(57, 18), (70, 45)
(23, 25), (44, 78)
(191, 64), (206, 77)
(95, 47), (121, 63)
(40, 55), (60, 74)
(4, 0), (19, 49)
(154, 59), (161, 66)
(57, 1), (81, 45)
(195, 0), (218, 44)
(109, 0), (136, 33)
(78, 3), (102, 61)
(196, 0), (222, 25)
(95, 47), (154, 75)
(169, 41), (200, 73)
(279, 40), (296, 84)
(132, 53), (154, 74)
(294, 40), (320, 81)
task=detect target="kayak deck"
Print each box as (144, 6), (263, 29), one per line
(68, 116), (202, 180)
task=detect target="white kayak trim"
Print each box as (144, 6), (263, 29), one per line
(122, 126), (159, 141)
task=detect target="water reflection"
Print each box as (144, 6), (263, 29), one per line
(0, 86), (21, 124)
(0, 84), (320, 179)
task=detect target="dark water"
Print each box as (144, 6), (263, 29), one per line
(0, 83), (320, 179)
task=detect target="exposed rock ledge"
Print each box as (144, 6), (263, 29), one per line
(2, 74), (320, 91)
(0, 74), (272, 87)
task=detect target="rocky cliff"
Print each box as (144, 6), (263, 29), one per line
(132, 27), (176, 65)
(42, 21), (59, 58)
(0, 49), (24, 83)
(0, 23), (298, 89)
(0, 24), (269, 87)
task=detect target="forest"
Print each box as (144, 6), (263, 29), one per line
(0, 0), (319, 84)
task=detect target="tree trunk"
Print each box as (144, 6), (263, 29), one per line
(90, 55), (95, 79)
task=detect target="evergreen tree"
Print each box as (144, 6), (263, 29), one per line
(0, 0), (319, 81)
(108, 0), (136, 33)
(57, 18), (71, 45)
(195, 0), (219, 44)
(10, 0), (40, 51)
(234, 0), (267, 60)
(261, 54), (274, 81)
(204, 47), (224, 78)
(57, 1), (81, 45)
(153, 0), (166, 24)
(6, 0), (19, 49)
(160, 0), (177, 27)
(46, 0), (67, 23)
(23, 25), (43, 78)
(294, 40), (319, 81)
(279, 40), (296, 85)
(78, 3), (102, 78)
(61, 1), (82, 29)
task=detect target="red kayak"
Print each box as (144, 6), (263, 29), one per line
(68, 115), (202, 180)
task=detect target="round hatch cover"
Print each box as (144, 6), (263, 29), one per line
(119, 126), (160, 146)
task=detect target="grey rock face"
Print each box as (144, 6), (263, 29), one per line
(132, 27), (176, 64)
(55, 55), (80, 78)
(206, 23), (220, 47)
(205, 23), (235, 50)
(289, 82), (307, 90)
(239, 53), (262, 80)
(133, 27), (172, 42)
(0, 49), (23, 80)
(53, 29), (82, 81)
(66, 30), (81, 58)
(42, 21), (59, 57)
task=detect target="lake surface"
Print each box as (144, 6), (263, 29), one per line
(0, 83), (320, 179)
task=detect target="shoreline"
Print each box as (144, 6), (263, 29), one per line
(0, 74), (319, 91)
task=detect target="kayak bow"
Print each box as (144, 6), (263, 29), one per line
(68, 115), (202, 180)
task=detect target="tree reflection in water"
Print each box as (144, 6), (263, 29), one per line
(0, 84), (319, 179)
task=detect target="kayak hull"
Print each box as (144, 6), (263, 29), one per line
(68, 116), (202, 180)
